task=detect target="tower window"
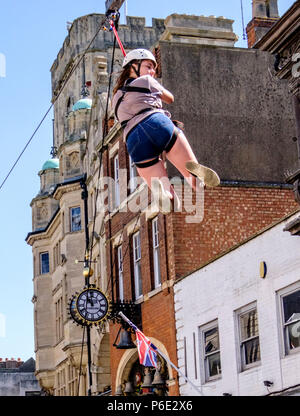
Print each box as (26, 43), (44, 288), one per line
(40, 252), (50, 275)
(70, 206), (81, 232)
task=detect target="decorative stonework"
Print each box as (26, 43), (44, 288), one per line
(160, 14), (238, 47)
(37, 204), (48, 221)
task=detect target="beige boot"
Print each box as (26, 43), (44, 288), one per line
(185, 161), (220, 187)
(151, 178), (172, 214)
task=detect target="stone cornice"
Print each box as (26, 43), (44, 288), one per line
(96, 120), (122, 152)
(53, 179), (83, 200)
(29, 193), (51, 207)
(26, 208), (61, 246)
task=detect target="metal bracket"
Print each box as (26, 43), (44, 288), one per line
(105, 0), (126, 14)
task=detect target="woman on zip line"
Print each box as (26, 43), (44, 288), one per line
(112, 49), (220, 213)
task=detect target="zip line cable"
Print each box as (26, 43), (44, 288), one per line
(240, 0), (246, 41)
(0, 106), (53, 191)
(88, 34), (118, 266)
(0, 15), (108, 193)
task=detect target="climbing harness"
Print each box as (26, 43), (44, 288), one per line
(106, 14), (180, 162)
(114, 78), (153, 125)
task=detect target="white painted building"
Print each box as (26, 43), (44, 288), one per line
(174, 210), (300, 396)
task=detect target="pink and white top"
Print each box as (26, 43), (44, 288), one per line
(112, 75), (171, 139)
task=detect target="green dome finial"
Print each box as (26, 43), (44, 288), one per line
(42, 158), (59, 170)
(72, 98), (92, 111)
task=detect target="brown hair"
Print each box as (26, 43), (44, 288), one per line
(113, 65), (132, 96)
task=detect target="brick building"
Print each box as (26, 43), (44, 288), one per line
(26, 3), (299, 396)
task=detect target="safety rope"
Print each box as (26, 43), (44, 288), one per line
(109, 19), (126, 57)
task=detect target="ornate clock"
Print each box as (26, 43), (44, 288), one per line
(69, 286), (110, 326)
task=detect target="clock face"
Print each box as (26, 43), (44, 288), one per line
(75, 288), (109, 324)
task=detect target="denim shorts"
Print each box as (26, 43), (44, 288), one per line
(126, 112), (175, 163)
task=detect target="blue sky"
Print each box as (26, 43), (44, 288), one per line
(0, 0), (295, 361)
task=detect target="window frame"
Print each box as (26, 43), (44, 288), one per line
(114, 154), (120, 208)
(278, 284), (300, 357)
(40, 251), (50, 275)
(236, 303), (261, 371)
(117, 245), (124, 301)
(56, 367), (66, 396)
(133, 231), (142, 300)
(199, 320), (222, 383)
(55, 296), (64, 343)
(68, 364), (78, 396)
(70, 206), (81, 232)
(129, 155), (138, 194)
(152, 217), (161, 288)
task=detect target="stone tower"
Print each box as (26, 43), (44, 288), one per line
(30, 158), (60, 232)
(26, 13), (165, 396)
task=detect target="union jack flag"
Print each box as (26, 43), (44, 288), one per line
(133, 325), (157, 368)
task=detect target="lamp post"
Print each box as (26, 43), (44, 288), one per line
(80, 175), (93, 396)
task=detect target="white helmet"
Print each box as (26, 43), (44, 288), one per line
(122, 49), (157, 68)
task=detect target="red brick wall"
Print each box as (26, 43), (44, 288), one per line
(172, 186), (298, 278)
(246, 17), (278, 48)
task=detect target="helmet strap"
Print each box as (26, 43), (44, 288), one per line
(131, 61), (142, 78)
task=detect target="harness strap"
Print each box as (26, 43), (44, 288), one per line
(165, 127), (179, 153)
(135, 157), (160, 168)
(121, 86), (151, 94)
(121, 108), (153, 128)
(114, 84), (152, 122)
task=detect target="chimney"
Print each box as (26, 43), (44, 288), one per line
(246, 0), (280, 48)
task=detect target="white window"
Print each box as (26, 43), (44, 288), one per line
(117, 246), (124, 301)
(68, 364), (78, 396)
(129, 155), (138, 193)
(114, 154), (120, 207)
(70, 206), (81, 232)
(237, 304), (260, 370)
(200, 321), (221, 382)
(133, 231), (142, 299)
(55, 296), (64, 342)
(152, 217), (161, 288)
(40, 252), (50, 274)
(279, 285), (300, 355)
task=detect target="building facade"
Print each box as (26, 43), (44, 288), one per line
(27, 3), (299, 396)
(174, 211), (300, 396)
(174, 0), (300, 397)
